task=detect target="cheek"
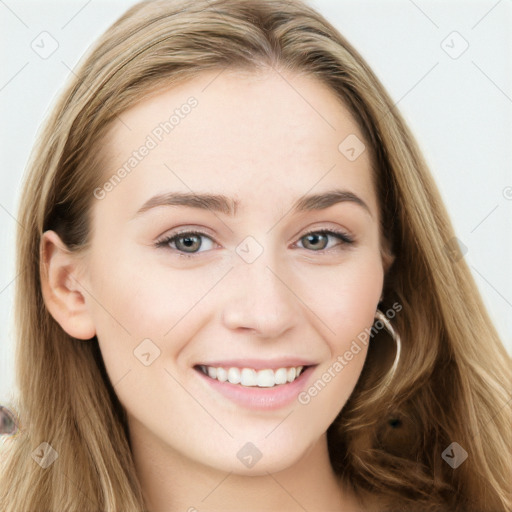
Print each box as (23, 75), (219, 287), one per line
(297, 250), (383, 346)
(86, 246), (207, 331)
(301, 251), (382, 390)
(294, 261), (381, 420)
(84, 246), (231, 373)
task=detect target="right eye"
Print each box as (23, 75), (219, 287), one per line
(155, 230), (217, 256)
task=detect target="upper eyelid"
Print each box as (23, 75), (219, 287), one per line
(156, 229), (215, 245)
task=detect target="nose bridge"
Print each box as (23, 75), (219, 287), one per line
(221, 247), (297, 336)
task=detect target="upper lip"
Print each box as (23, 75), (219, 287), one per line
(194, 358), (317, 370)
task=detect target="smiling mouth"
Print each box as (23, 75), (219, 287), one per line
(194, 364), (310, 388)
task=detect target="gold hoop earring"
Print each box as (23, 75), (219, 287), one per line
(375, 308), (401, 379)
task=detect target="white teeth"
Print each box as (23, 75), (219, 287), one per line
(256, 369), (275, 388)
(274, 368), (288, 385)
(216, 367), (228, 382)
(198, 364), (306, 387)
(240, 368), (257, 386)
(227, 367), (241, 384)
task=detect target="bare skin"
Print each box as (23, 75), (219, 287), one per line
(41, 67), (391, 511)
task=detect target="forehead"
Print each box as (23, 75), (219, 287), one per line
(96, 68), (377, 220)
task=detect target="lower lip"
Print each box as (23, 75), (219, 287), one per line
(194, 366), (316, 411)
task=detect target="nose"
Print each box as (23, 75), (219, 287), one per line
(220, 255), (298, 339)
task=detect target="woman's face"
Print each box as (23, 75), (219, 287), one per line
(73, 68), (386, 474)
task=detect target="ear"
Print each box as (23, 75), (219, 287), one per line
(382, 250), (396, 276)
(40, 230), (96, 340)
(381, 237), (395, 276)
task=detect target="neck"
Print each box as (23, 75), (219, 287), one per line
(130, 421), (364, 512)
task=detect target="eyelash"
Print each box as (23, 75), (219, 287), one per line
(155, 228), (354, 257)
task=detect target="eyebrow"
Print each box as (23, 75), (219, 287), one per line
(134, 189), (372, 218)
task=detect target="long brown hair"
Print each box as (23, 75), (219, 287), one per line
(1, 1), (510, 510)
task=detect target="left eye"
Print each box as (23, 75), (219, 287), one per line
(297, 230), (353, 251)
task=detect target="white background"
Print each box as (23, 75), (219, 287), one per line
(1, 0), (511, 404)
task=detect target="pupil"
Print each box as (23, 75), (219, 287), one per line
(305, 233), (326, 250)
(180, 235), (199, 251)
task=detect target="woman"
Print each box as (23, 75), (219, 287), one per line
(0, 0), (510, 511)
